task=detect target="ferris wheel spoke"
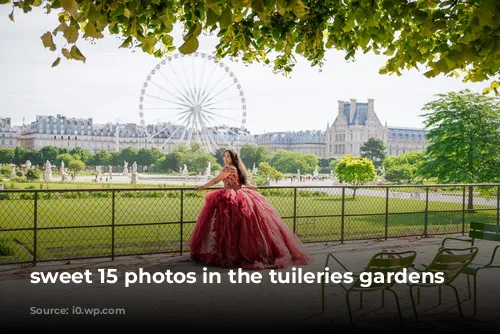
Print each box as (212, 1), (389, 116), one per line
(144, 93), (193, 109)
(198, 61), (219, 104)
(149, 80), (191, 106)
(199, 117), (218, 153)
(205, 107), (243, 110)
(201, 82), (237, 106)
(166, 61), (197, 105)
(157, 70), (193, 105)
(199, 71), (229, 105)
(199, 123), (214, 153)
(161, 123), (184, 143)
(203, 95), (242, 108)
(202, 109), (242, 124)
(195, 56), (208, 105)
(199, 112), (219, 128)
(150, 112), (191, 138)
(181, 56), (198, 105)
(178, 114), (192, 142)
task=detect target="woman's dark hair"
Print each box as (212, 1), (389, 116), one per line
(225, 149), (248, 185)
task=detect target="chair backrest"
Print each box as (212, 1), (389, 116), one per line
(426, 247), (479, 284)
(469, 222), (500, 243)
(353, 250), (417, 289)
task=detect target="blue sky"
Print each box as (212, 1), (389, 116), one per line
(0, 5), (491, 135)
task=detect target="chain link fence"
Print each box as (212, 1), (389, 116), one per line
(0, 184), (498, 266)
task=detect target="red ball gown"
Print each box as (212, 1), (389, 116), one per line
(189, 165), (313, 270)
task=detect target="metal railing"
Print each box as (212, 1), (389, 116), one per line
(0, 183), (498, 266)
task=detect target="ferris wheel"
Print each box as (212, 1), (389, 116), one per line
(138, 51), (247, 153)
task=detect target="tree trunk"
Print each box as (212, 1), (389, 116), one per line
(467, 185), (475, 212)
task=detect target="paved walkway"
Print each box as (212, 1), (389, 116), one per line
(1, 236), (499, 331)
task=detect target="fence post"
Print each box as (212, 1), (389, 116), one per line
(341, 187), (345, 244)
(497, 185), (499, 226)
(33, 191), (38, 267)
(385, 187), (389, 240)
(180, 189), (184, 255)
(111, 190), (115, 260)
(293, 188), (297, 234)
(462, 186), (466, 235)
(424, 187), (429, 237)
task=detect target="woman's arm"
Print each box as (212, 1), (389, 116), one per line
(195, 170), (230, 192)
(244, 179), (258, 191)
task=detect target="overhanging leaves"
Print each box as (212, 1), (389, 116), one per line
(1, 0), (498, 92)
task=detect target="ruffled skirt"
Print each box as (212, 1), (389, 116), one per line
(189, 188), (313, 270)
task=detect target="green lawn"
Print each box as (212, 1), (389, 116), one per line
(0, 189), (497, 264)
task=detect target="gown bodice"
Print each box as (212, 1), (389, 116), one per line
(222, 165), (241, 190)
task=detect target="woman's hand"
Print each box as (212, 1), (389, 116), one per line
(195, 185), (205, 192)
(247, 185), (258, 191)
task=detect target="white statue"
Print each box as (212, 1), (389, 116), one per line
(108, 165), (113, 175)
(44, 160), (52, 181)
(25, 160), (32, 169)
(182, 164), (188, 176)
(132, 161), (138, 174)
(204, 162), (211, 176)
(313, 165), (319, 177)
(60, 161), (66, 174)
(123, 161), (129, 176)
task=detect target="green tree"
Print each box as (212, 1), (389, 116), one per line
(137, 148), (163, 168)
(328, 158), (340, 173)
(253, 161), (284, 186)
(383, 151), (425, 183)
(385, 164), (414, 184)
(417, 89), (500, 210)
(68, 159), (85, 173)
(89, 149), (112, 166)
(335, 154), (376, 199)
(240, 145), (267, 169)
(3, 0), (498, 93)
(158, 152), (183, 173)
(266, 150), (318, 174)
(39, 146), (60, 163)
(26, 168), (42, 181)
(12, 146), (25, 165)
(70, 147), (91, 162)
(360, 138), (387, 168)
(22, 149), (44, 167)
(55, 153), (74, 167)
(120, 147), (138, 165)
(0, 148), (14, 164)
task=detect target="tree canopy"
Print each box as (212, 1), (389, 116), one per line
(335, 154), (375, 197)
(360, 137), (387, 168)
(2, 0), (499, 93)
(418, 89), (500, 184)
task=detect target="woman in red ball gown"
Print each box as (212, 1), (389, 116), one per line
(189, 149), (313, 270)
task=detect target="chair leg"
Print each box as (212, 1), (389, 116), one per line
(346, 291), (355, 326)
(321, 277), (325, 313)
(473, 274), (478, 316)
(387, 288), (403, 325)
(438, 285), (442, 305)
(448, 284), (463, 318)
(466, 275), (471, 300)
(409, 285), (419, 321)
